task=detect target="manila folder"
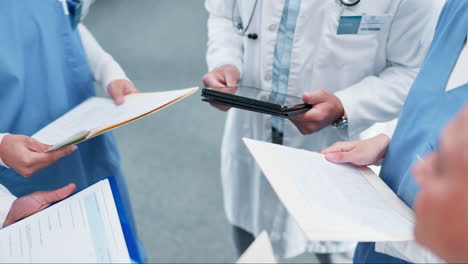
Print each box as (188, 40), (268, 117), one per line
(33, 87), (198, 152)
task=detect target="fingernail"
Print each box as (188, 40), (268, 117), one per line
(71, 146), (78, 152)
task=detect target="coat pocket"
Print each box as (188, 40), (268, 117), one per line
(316, 3), (393, 73)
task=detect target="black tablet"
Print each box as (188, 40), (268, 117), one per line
(201, 86), (312, 118)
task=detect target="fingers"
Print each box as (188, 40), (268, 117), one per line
(37, 183), (77, 205)
(3, 215), (15, 228)
(3, 184), (77, 227)
(290, 114), (318, 135)
(202, 69), (226, 88)
(225, 68), (239, 88)
(25, 138), (51, 153)
(107, 80), (138, 105)
(46, 145), (78, 162)
(303, 90), (329, 105)
(320, 141), (357, 154)
(109, 85), (126, 105)
(325, 152), (355, 164)
(202, 65), (240, 89)
(34, 145), (78, 168)
(324, 143), (378, 166)
(125, 83), (139, 94)
(203, 74), (224, 88)
(19, 145), (78, 177)
(290, 109), (326, 135)
(203, 65), (240, 111)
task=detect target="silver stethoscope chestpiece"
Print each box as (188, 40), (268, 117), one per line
(340, 0), (360, 7)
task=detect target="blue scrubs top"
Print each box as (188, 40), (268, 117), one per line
(354, 0), (468, 263)
(0, 0), (137, 229)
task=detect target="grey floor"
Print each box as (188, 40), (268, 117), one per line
(85, 1), (317, 263)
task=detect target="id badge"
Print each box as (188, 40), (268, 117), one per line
(337, 15), (390, 35)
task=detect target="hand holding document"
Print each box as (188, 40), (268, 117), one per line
(243, 138), (415, 242)
(33, 87), (198, 152)
(0, 178), (143, 263)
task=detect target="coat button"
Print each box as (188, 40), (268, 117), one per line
(268, 24), (278, 32)
(264, 73), (272, 81)
(280, 75), (288, 83)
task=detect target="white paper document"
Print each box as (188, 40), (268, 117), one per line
(33, 87), (198, 151)
(237, 232), (277, 264)
(0, 179), (132, 263)
(243, 138), (415, 242)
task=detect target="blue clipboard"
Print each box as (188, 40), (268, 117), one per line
(108, 176), (147, 263)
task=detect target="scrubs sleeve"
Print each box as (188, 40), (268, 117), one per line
(205, 0), (244, 76)
(78, 24), (130, 95)
(375, 241), (445, 263)
(0, 134), (9, 168)
(0, 185), (16, 227)
(335, 0), (441, 138)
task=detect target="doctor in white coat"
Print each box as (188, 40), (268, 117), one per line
(203, 0), (438, 261)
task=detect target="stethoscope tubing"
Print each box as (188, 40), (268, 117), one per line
(232, 0), (360, 36)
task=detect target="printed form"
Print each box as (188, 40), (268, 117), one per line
(244, 138), (415, 242)
(0, 180), (131, 263)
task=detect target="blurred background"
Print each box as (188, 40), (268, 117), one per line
(85, 1), (316, 263)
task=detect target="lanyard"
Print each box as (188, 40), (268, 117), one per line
(58, 0), (69, 15)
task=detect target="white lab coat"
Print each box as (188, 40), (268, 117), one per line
(206, 0), (438, 258)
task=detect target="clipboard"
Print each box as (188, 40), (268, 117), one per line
(108, 176), (146, 263)
(201, 86), (312, 118)
(0, 177), (147, 263)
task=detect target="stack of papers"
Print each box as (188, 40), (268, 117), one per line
(33, 87), (198, 152)
(243, 138), (415, 242)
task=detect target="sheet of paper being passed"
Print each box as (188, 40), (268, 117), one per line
(243, 138), (415, 242)
(0, 179), (131, 263)
(237, 232), (277, 264)
(33, 87), (198, 150)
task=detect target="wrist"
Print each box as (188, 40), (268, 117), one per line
(374, 134), (391, 158)
(0, 134), (9, 168)
(332, 103), (348, 128)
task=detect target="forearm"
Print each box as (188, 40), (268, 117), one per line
(336, 65), (418, 139)
(78, 24), (129, 94)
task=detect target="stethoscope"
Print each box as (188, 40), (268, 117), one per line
(232, 0), (360, 40)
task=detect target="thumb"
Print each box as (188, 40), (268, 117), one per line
(303, 90), (328, 105)
(109, 86), (125, 105)
(48, 145), (78, 161)
(38, 184), (77, 205)
(26, 138), (51, 153)
(321, 141), (357, 154)
(325, 152), (355, 164)
(225, 71), (239, 88)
